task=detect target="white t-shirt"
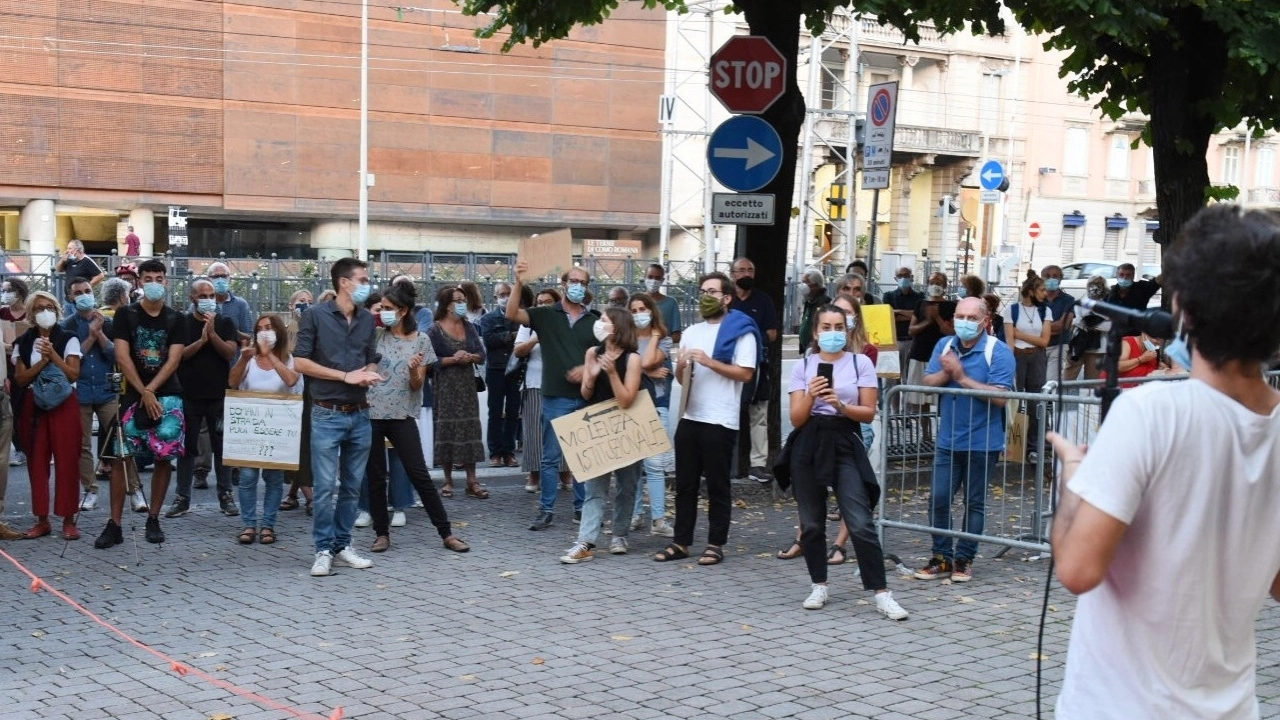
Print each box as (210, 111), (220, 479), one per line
(678, 320), (757, 430)
(514, 325), (542, 390)
(238, 355), (302, 395)
(1057, 379), (1280, 720)
(1001, 302), (1053, 350)
(13, 336), (82, 369)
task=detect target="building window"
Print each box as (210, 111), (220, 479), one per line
(1107, 135), (1130, 179)
(1064, 127), (1089, 176)
(979, 72), (1002, 136)
(1257, 147), (1275, 188)
(1061, 225), (1077, 263)
(1102, 228), (1122, 260)
(819, 49), (846, 110)
(1223, 145), (1241, 185)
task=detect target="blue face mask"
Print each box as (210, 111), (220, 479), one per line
(197, 298), (217, 315)
(955, 286), (968, 299)
(380, 309), (399, 327)
(954, 318), (983, 342)
(565, 283), (587, 304)
(350, 282), (371, 304)
(212, 278), (231, 295)
(897, 277), (911, 291)
(453, 302), (468, 318)
(294, 302), (310, 314)
(1117, 278), (1133, 289)
(142, 282), (165, 302)
(74, 294), (96, 312)
(1143, 338), (1157, 352)
(817, 330), (846, 353)
(1045, 278), (1061, 292)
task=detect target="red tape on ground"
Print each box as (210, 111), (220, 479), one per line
(3, 548), (343, 720)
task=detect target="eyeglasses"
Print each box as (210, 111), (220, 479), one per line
(210, 273), (230, 279)
(731, 268), (753, 275)
(699, 288), (724, 296)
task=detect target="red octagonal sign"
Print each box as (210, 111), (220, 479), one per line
(710, 36), (787, 115)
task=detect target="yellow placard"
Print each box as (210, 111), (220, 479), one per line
(549, 392), (673, 482)
(861, 303), (898, 349)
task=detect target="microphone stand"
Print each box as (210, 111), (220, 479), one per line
(1099, 326), (1124, 422)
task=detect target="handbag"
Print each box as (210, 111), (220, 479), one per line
(32, 364), (73, 410)
(474, 364), (487, 393)
(504, 351), (527, 384)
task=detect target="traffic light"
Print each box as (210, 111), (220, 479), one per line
(827, 183), (847, 220)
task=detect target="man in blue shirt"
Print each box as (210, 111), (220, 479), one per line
(1040, 264), (1078, 384)
(914, 296), (1015, 584)
(204, 262), (254, 341)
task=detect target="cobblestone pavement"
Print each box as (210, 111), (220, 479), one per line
(3, 464), (1280, 720)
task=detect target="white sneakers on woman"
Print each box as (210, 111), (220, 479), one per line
(802, 585), (910, 620)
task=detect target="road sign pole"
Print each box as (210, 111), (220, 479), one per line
(866, 189), (880, 280)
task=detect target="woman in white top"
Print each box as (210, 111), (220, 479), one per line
(1002, 271), (1053, 462)
(515, 289), (572, 493)
(229, 314), (301, 545)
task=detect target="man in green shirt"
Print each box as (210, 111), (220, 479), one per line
(507, 260), (600, 531)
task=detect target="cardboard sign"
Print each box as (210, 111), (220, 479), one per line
(861, 303), (898, 349)
(518, 228), (573, 282)
(676, 359), (692, 420)
(550, 392), (673, 482)
(1, 319), (30, 348)
(222, 390), (304, 470)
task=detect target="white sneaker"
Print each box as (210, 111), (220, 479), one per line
(130, 491), (149, 513)
(310, 551), (333, 577)
(609, 537), (629, 555)
(354, 511), (373, 528)
(875, 591), (909, 621)
(390, 511), (406, 527)
(803, 584), (829, 610)
(559, 541), (594, 564)
(524, 480), (537, 493)
(334, 545), (373, 569)
(9, 451), (25, 467)
(650, 518), (675, 538)
(630, 515), (645, 531)
(80, 492), (98, 511)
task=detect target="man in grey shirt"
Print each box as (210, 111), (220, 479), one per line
(293, 257), (384, 577)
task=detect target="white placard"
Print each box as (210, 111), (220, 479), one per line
(222, 390), (304, 470)
(712, 193), (775, 225)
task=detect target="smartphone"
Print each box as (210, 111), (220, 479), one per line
(817, 362), (834, 388)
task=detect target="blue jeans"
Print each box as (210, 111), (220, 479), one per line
(310, 406), (372, 554)
(929, 449), (1001, 562)
(579, 461), (641, 545)
(539, 395), (586, 515)
(635, 406), (669, 520)
(237, 467), (284, 529)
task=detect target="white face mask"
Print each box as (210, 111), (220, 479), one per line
(644, 278), (661, 293)
(35, 309), (57, 329)
(0, 292), (14, 305)
(592, 319), (613, 343)
(257, 330), (277, 348)
(927, 284), (945, 297)
(845, 313), (858, 330)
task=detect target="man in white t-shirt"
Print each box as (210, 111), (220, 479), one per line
(1048, 204), (1280, 720)
(653, 272), (757, 567)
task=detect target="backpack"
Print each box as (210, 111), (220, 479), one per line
(940, 334), (997, 368)
(1010, 303), (1047, 326)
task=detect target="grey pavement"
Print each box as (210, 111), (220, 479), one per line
(3, 457), (1280, 720)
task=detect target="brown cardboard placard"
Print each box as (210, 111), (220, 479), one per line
(549, 392), (673, 482)
(518, 228), (574, 282)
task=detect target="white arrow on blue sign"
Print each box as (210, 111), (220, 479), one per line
(707, 116), (784, 193)
(979, 159), (1006, 191)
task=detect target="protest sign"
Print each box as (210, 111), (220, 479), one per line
(517, 228), (573, 281)
(222, 390), (304, 470)
(550, 392), (673, 481)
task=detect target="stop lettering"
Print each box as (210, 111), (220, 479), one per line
(708, 36), (787, 114)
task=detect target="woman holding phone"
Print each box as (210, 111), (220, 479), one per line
(785, 305), (908, 619)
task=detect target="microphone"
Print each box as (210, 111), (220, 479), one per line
(1076, 297), (1175, 339)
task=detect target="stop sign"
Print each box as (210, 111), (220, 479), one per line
(709, 36), (787, 114)
(1028, 221), (1042, 239)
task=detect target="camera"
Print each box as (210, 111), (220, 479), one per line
(107, 372), (124, 395)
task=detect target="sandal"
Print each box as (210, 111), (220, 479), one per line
(697, 545), (725, 566)
(258, 528), (276, 545)
(238, 528), (256, 545)
(440, 484), (454, 498)
(652, 543), (690, 562)
(443, 536), (470, 553)
(279, 497), (299, 511)
(777, 542), (803, 560)
(827, 545), (847, 565)
(465, 485), (490, 500)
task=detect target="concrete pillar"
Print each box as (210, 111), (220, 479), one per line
(19, 199), (56, 257)
(889, 166), (913, 252)
(311, 220), (356, 260)
(127, 208), (155, 258)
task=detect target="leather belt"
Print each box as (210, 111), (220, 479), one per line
(1014, 347), (1042, 357)
(314, 399), (369, 413)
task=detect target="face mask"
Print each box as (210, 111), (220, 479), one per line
(955, 286), (968, 299)
(1166, 337), (1191, 369)
(644, 278), (661, 293)
(495, 295), (509, 306)
(698, 293), (724, 319)
(897, 278), (911, 291)
(565, 283), (587, 304)
(453, 302), (468, 318)
(1087, 285), (1105, 300)
(954, 318), (983, 342)
(351, 282), (371, 304)
(1117, 278), (1133, 289)
(1045, 278), (1061, 292)
(1143, 339), (1157, 352)
(212, 278), (231, 295)
(74, 294), (96, 312)
(1, 292), (15, 305)
(633, 312), (652, 329)
(845, 313), (858, 330)
(735, 276), (754, 292)
(380, 309), (399, 327)
(294, 302), (310, 315)
(143, 282), (165, 302)
(592, 319), (613, 342)
(928, 284), (945, 298)
(257, 330), (277, 348)
(817, 330), (846, 353)
(197, 298), (217, 315)
(34, 309), (57, 329)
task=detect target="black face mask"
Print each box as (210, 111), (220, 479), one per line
(735, 276), (755, 291)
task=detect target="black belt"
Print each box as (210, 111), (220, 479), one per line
(314, 399), (369, 413)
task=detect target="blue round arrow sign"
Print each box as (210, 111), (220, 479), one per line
(707, 116), (784, 193)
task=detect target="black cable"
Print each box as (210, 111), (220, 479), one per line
(1035, 328), (1069, 719)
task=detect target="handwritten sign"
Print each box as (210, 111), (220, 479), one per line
(517, 228), (573, 281)
(861, 303), (898, 349)
(221, 390), (304, 470)
(550, 392), (673, 482)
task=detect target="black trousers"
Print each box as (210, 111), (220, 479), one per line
(176, 397), (230, 497)
(672, 419), (736, 547)
(366, 417), (451, 539)
(485, 368), (521, 457)
(792, 447), (887, 589)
